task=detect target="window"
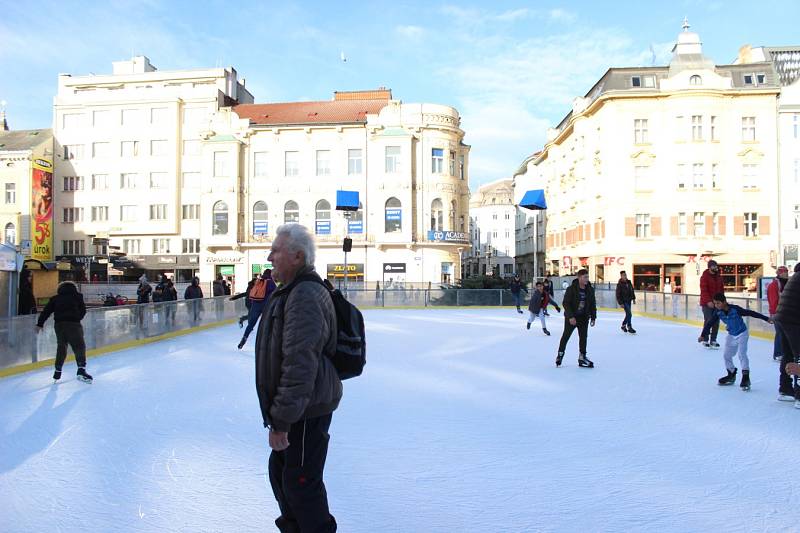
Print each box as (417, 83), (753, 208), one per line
(253, 152), (268, 178)
(253, 201), (268, 235)
(182, 139), (201, 156)
(691, 115), (703, 141)
(348, 149), (363, 175)
(182, 204), (200, 220)
(63, 176), (84, 191)
(121, 141), (139, 157)
(122, 239), (140, 254)
(385, 146), (401, 173)
(741, 117), (756, 141)
(385, 197), (402, 232)
(4, 223), (15, 244)
(63, 144), (83, 160)
(349, 203), (364, 234)
(450, 200), (458, 230)
(677, 164), (687, 189)
(120, 205), (137, 222)
(712, 164), (719, 189)
(120, 173), (138, 189)
(431, 148), (444, 173)
(92, 110), (112, 127)
(121, 109), (142, 126)
(634, 166), (651, 190)
(315, 200), (331, 234)
(279, 150), (298, 177)
(93, 142), (111, 158)
(692, 163), (705, 189)
(182, 107), (206, 125)
(690, 75), (702, 85)
(794, 205), (800, 230)
(712, 212), (720, 236)
(62, 113), (83, 129)
(459, 155), (465, 180)
(450, 151), (457, 175)
(148, 172), (167, 189)
(91, 206), (108, 222)
(635, 213), (650, 238)
(4, 183), (15, 203)
(744, 212), (758, 237)
(631, 76), (641, 87)
(710, 116), (718, 141)
(430, 198), (443, 231)
(674, 115), (686, 141)
(694, 212), (705, 235)
(89, 174), (108, 190)
(182, 238), (200, 254)
(314, 150), (331, 176)
(492, 214), (498, 220)
(742, 164), (758, 189)
(149, 140), (168, 156)
(61, 240), (85, 255)
(150, 107), (169, 124)
(213, 201), (229, 235)
(284, 200), (299, 223)
(678, 212), (687, 237)
(149, 204), (167, 220)
(634, 119), (648, 143)
(62, 207), (83, 223)
(152, 238), (171, 254)
(213, 151), (229, 177)
(182, 172), (200, 188)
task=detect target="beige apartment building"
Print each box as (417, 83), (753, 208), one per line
(464, 179), (516, 278)
(195, 89), (471, 286)
(52, 56), (253, 282)
(535, 22), (780, 295)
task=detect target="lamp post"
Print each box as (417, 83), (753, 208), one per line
(336, 190), (359, 294)
(519, 189), (548, 282)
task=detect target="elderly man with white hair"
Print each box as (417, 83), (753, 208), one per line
(255, 224), (341, 532)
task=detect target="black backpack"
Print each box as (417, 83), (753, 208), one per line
(293, 275), (366, 380)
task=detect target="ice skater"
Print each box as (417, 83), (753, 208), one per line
(556, 269), (596, 368)
(699, 260), (724, 348)
(509, 274), (527, 314)
(526, 281), (560, 335)
(615, 270), (637, 334)
(35, 281), (92, 383)
(231, 273), (258, 327)
(236, 269), (276, 349)
(699, 292), (772, 391)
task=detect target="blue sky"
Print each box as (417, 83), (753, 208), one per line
(1, 0), (798, 188)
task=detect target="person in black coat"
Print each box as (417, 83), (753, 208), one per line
(509, 274), (527, 314)
(557, 269), (597, 368)
(18, 268), (37, 315)
(776, 263), (800, 402)
(615, 271), (637, 334)
(184, 277), (204, 323)
(136, 277), (153, 304)
(36, 281), (92, 382)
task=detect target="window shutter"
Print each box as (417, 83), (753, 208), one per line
(718, 215), (726, 235)
(705, 215), (713, 236)
(625, 217), (636, 237)
(651, 217), (662, 236)
(670, 216), (678, 236)
(759, 215), (770, 235)
(734, 216), (744, 236)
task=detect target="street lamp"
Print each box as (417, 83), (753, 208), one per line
(336, 190), (359, 293)
(519, 189), (548, 280)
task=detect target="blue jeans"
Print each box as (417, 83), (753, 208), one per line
(513, 292), (522, 308)
(622, 302), (632, 327)
(774, 323), (783, 359)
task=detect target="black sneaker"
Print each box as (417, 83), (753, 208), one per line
(578, 354), (594, 368)
(526, 322), (531, 330)
(556, 352), (564, 367)
(717, 368), (737, 386)
(53, 369), (62, 381)
(77, 368), (93, 384)
(543, 328), (551, 336)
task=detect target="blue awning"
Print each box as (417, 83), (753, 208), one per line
(336, 190), (360, 211)
(520, 189), (547, 210)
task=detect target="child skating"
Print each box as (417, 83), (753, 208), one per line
(526, 281), (561, 335)
(699, 292), (772, 391)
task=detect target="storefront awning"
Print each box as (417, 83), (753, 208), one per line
(520, 189), (547, 210)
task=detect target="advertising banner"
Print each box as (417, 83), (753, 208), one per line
(31, 158), (54, 261)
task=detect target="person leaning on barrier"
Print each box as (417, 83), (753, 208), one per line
(35, 281), (92, 383)
(184, 277), (204, 322)
(18, 267), (37, 315)
(776, 263), (800, 404)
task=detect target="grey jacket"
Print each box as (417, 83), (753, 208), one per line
(255, 267), (342, 432)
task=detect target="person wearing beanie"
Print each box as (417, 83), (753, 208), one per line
(698, 260), (725, 348)
(35, 281), (92, 383)
(775, 263), (800, 404)
(768, 266), (790, 361)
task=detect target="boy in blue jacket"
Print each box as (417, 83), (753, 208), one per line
(699, 292), (772, 391)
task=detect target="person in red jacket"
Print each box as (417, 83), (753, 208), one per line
(699, 260), (725, 348)
(768, 266), (790, 360)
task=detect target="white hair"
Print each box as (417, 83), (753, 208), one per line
(275, 224), (316, 266)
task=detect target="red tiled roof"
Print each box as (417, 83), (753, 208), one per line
(234, 94), (390, 126)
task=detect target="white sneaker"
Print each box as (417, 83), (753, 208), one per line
(778, 393), (795, 402)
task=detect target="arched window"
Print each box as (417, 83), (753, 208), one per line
(253, 201), (268, 235)
(430, 198), (443, 231)
(4, 223), (15, 245)
(284, 200), (299, 223)
(690, 75), (702, 86)
(449, 199), (457, 231)
(349, 202), (364, 234)
(385, 197), (402, 233)
(212, 201), (228, 235)
(315, 199), (331, 235)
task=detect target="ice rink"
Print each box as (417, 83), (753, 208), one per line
(1, 308), (799, 532)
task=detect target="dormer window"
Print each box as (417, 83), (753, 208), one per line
(756, 73), (766, 84)
(631, 76), (641, 87)
(743, 73), (766, 86)
(690, 75), (702, 86)
(631, 75), (655, 88)
(744, 74), (753, 85)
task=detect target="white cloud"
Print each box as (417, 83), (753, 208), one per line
(548, 8), (577, 23)
(396, 25), (425, 38)
(495, 8), (531, 22)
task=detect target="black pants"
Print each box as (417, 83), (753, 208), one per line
(269, 413), (336, 533)
(54, 321), (87, 370)
(558, 315), (589, 355)
(776, 321), (800, 397)
(701, 305), (719, 342)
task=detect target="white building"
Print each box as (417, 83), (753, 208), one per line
(52, 56), (253, 282)
(463, 179), (516, 278)
(196, 89), (471, 287)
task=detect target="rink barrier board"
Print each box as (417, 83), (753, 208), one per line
(0, 318), (237, 380)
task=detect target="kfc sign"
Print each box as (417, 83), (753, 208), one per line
(603, 256), (626, 266)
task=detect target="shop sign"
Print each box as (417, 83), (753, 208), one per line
(383, 263), (406, 273)
(427, 230), (469, 243)
(205, 253), (243, 264)
(603, 256), (626, 266)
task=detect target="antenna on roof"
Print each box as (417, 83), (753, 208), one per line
(340, 51), (347, 62)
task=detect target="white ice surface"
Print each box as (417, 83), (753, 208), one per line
(1, 309), (799, 532)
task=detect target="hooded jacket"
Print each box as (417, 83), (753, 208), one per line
(255, 266), (342, 432)
(699, 268), (725, 306)
(562, 278), (597, 321)
(184, 279), (204, 300)
(18, 270), (37, 314)
(615, 278), (635, 305)
(37, 282), (86, 326)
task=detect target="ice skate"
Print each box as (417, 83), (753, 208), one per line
(77, 368), (93, 384)
(778, 392), (795, 402)
(516, 307), (523, 314)
(740, 370), (751, 391)
(621, 324), (628, 333)
(578, 354), (594, 368)
(526, 322), (531, 330)
(238, 338), (247, 349)
(710, 341), (720, 349)
(53, 369), (62, 381)
(542, 328), (550, 336)
(717, 368), (736, 386)
(627, 326), (637, 334)
(555, 351), (564, 367)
